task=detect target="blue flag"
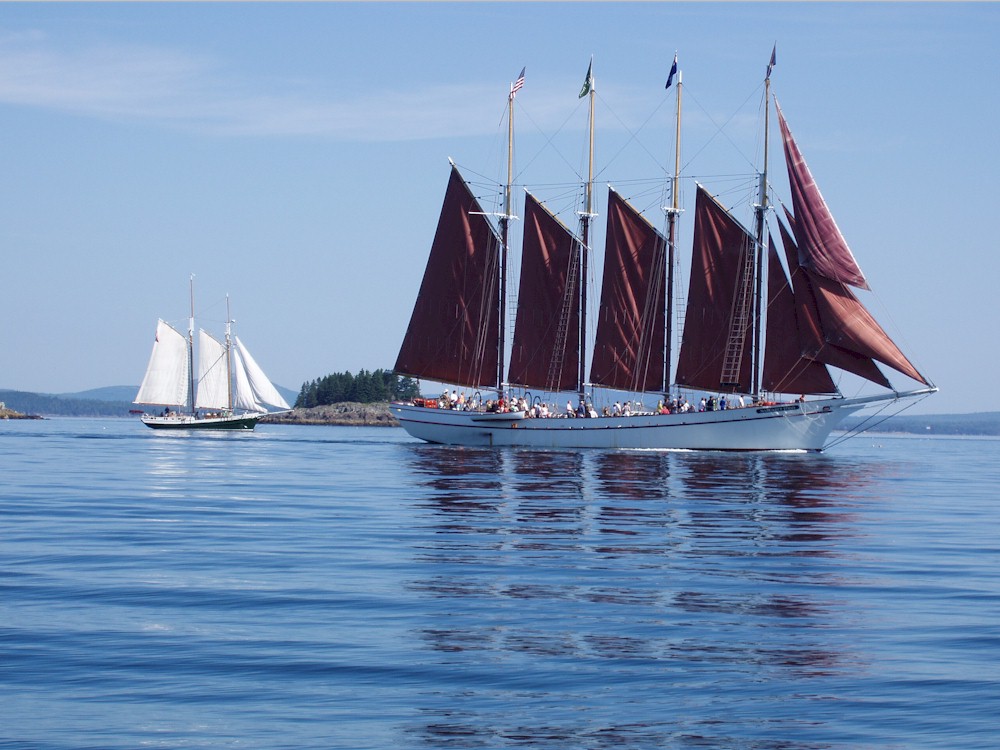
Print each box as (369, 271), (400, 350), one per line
(665, 53), (678, 90)
(766, 44), (776, 80)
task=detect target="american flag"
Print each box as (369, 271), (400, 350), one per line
(509, 67), (525, 100)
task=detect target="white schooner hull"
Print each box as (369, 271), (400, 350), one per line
(391, 394), (897, 451)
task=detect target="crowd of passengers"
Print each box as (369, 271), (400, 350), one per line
(434, 390), (751, 417)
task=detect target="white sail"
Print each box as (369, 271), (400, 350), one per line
(234, 336), (290, 412)
(195, 329), (230, 410)
(231, 344), (260, 413)
(135, 320), (190, 407)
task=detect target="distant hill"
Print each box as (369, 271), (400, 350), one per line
(62, 385), (139, 403)
(0, 390), (134, 417)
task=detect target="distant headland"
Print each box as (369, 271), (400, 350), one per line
(262, 402), (398, 427)
(0, 403), (42, 420)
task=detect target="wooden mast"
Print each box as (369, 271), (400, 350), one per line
(498, 76), (515, 400)
(225, 294), (234, 414)
(578, 58), (595, 405)
(752, 54), (773, 398)
(665, 63), (682, 397)
(187, 274), (196, 416)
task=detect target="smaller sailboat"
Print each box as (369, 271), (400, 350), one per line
(134, 279), (290, 430)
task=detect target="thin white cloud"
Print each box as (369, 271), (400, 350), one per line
(0, 30), (554, 141)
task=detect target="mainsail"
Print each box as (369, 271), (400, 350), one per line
(589, 189), (668, 393)
(394, 166), (502, 390)
(135, 319), (190, 407)
(195, 329), (230, 410)
(674, 186), (755, 394)
(507, 192), (581, 392)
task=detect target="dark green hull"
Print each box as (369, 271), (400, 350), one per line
(140, 414), (260, 431)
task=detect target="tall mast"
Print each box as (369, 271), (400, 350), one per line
(225, 294), (233, 413)
(664, 64), (682, 396)
(188, 274), (196, 415)
(752, 60), (773, 397)
(498, 72), (517, 399)
(578, 57), (595, 404)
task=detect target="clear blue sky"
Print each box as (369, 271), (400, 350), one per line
(1, 2), (994, 415)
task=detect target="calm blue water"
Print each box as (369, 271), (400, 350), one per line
(1, 418), (998, 749)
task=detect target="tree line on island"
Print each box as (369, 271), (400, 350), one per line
(294, 369), (420, 408)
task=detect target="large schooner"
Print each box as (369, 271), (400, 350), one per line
(134, 278), (290, 430)
(391, 55), (935, 450)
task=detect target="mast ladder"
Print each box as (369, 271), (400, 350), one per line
(546, 252), (579, 393)
(719, 236), (756, 390)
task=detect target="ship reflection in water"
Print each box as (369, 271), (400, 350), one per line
(403, 445), (889, 748)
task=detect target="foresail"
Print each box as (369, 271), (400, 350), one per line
(776, 100), (869, 290)
(780, 211), (929, 387)
(231, 345), (260, 413)
(762, 237), (839, 395)
(135, 319), (190, 407)
(507, 192), (580, 392)
(394, 166), (501, 390)
(675, 186), (755, 394)
(195, 330), (230, 410)
(589, 189), (667, 393)
(234, 336), (290, 411)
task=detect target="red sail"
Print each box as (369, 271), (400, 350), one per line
(777, 216), (890, 388)
(394, 166), (501, 389)
(589, 189), (667, 392)
(507, 192), (580, 392)
(763, 236), (839, 395)
(776, 100), (870, 290)
(675, 186), (754, 394)
(807, 269), (929, 386)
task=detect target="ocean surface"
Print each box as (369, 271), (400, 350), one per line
(2, 418), (998, 750)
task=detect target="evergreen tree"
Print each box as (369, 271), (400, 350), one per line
(295, 368), (421, 407)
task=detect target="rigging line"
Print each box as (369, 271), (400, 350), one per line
(824, 393), (933, 450)
(512, 97), (587, 187)
(591, 89), (673, 183)
(677, 84), (761, 176)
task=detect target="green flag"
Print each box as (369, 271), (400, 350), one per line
(578, 60), (593, 98)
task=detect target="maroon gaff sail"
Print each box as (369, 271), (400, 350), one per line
(779, 195), (930, 389)
(394, 166), (501, 389)
(589, 189), (667, 392)
(675, 186), (754, 393)
(776, 100), (869, 290)
(762, 236), (839, 395)
(507, 192), (580, 392)
(778, 214), (915, 389)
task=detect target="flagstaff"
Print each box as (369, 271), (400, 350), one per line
(664, 53), (681, 397)
(579, 57), (595, 405)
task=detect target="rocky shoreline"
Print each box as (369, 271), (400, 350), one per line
(0, 406), (42, 420)
(260, 401), (398, 427)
